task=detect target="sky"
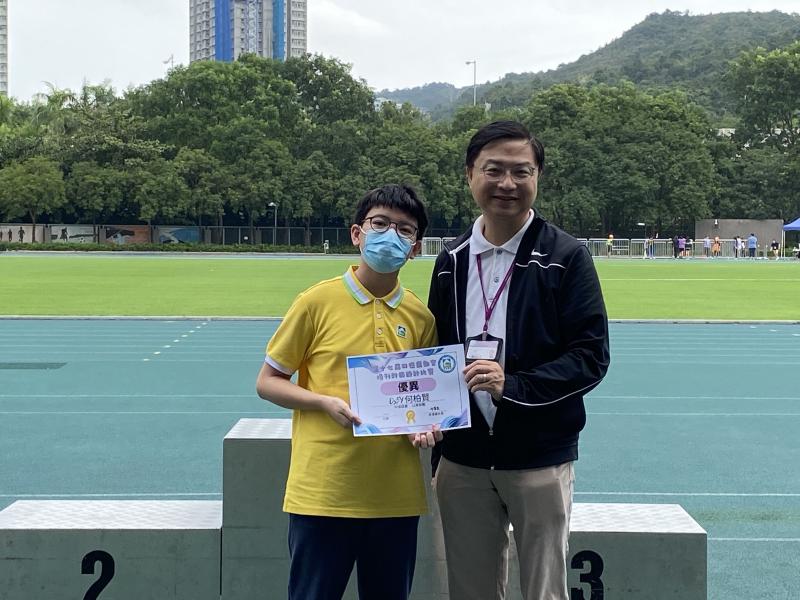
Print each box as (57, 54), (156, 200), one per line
(8, 0), (800, 101)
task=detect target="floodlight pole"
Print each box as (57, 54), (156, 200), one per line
(268, 202), (278, 245)
(465, 60), (477, 106)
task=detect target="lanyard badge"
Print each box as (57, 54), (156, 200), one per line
(464, 253), (513, 364)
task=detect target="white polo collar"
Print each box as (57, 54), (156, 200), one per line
(469, 210), (534, 256)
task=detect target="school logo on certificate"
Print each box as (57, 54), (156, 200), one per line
(437, 355), (456, 373)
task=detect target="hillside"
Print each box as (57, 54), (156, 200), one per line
(377, 10), (800, 123)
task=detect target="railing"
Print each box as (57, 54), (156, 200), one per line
(422, 237), (788, 259)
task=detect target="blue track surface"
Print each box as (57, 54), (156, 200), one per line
(1, 319), (798, 599)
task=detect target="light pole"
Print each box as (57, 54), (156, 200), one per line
(637, 222), (647, 258)
(268, 202), (278, 246)
(465, 60), (477, 106)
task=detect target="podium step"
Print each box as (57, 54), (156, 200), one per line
(0, 500), (222, 600)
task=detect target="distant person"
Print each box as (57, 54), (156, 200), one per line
(747, 233), (758, 258)
(703, 236), (711, 258)
(733, 235), (741, 259)
(60, 228), (68, 241)
(17, 227), (24, 243)
(712, 236), (721, 258)
(771, 239), (780, 260)
(256, 184), (442, 600)
(6, 228), (11, 242)
(672, 235), (680, 258)
(678, 235), (686, 258)
(606, 233), (614, 257)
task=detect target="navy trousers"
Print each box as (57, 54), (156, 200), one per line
(287, 513), (419, 600)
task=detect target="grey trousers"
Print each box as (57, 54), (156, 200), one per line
(435, 457), (574, 600)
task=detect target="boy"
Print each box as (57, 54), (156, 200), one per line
(256, 184), (441, 600)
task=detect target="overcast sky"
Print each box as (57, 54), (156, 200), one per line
(8, 0), (799, 101)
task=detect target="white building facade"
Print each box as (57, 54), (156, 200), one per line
(0, 0), (8, 95)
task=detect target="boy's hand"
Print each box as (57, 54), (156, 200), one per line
(320, 396), (362, 428)
(408, 425), (443, 449)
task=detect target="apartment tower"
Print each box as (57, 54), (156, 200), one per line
(0, 0), (7, 95)
(190, 0), (307, 64)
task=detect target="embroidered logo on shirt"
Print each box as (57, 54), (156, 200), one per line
(396, 325), (407, 338)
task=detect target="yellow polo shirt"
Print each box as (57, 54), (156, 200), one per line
(266, 266), (437, 518)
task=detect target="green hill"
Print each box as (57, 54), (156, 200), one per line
(378, 10), (800, 124)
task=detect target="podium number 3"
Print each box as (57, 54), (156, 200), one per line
(570, 550), (604, 600)
(82, 550), (115, 600)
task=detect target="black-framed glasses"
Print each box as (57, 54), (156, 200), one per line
(480, 164), (537, 184)
(361, 216), (418, 241)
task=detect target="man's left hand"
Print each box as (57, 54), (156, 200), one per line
(464, 360), (505, 401)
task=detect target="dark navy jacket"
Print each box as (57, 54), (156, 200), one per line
(428, 215), (610, 471)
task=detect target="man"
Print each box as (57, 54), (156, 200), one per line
(703, 235), (711, 258)
(748, 232), (758, 258)
(257, 184), (442, 600)
(427, 121), (610, 600)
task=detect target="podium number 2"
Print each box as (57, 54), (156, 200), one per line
(570, 550), (604, 600)
(82, 550), (115, 600)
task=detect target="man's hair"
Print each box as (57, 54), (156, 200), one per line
(353, 184), (429, 239)
(465, 121), (545, 172)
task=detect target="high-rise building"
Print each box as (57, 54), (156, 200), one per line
(0, 0), (8, 95)
(190, 0), (307, 64)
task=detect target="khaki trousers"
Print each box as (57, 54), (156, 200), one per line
(434, 457), (574, 600)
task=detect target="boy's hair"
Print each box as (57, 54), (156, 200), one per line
(465, 120), (545, 173)
(353, 184), (429, 239)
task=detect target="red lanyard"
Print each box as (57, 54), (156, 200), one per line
(476, 253), (515, 336)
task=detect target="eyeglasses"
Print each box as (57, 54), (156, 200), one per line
(480, 164), (537, 184)
(361, 216), (418, 241)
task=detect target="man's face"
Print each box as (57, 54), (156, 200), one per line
(466, 138), (539, 224)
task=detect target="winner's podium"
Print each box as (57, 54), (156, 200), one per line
(220, 419), (707, 600)
(0, 418), (707, 599)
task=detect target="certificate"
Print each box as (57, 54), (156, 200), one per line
(346, 344), (471, 437)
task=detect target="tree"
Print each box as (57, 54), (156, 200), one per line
(0, 157), (66, 241)
(174, 148), (225, 226)
(727, 41), (800, 149)
(67, 161), (124, 240)
(126, 158), (188, 236)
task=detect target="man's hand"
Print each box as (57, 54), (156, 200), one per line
(319, 396), (362, 428)
(464, 360), (505, 401)
(408, 425), (443, 449)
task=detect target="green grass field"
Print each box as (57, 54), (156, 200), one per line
(1, 254), (798, 319)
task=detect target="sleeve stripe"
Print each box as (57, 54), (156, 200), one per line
(502, 380), (601, 407)
(265, 354), (294, 376)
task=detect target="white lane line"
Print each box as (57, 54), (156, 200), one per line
(589, 412), (800, 417)
(0, 394), (254, 398)
(592, 395), (799, 400)
(710, 538), (800, 543)
(0, 493), (222, 498)
(576, 492), (800, 497)
(0, 411), (280, 415)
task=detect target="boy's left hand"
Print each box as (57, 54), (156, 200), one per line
(408, 425), (443, 449)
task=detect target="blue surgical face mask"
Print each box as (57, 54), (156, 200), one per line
(361, 229), (413, 273)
